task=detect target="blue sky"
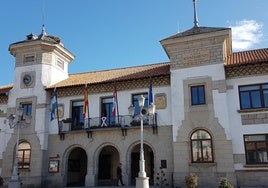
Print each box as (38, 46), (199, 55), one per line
(0, 0), (268, 86)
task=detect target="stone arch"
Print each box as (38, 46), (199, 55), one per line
(188, 127), (214, 140)
(62, 144), (83, 170)
(94, 143), (120, 186)
(63, 145), (87, 187)
(127, 141), (155, 185)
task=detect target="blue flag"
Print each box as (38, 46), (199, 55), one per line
(148, 80), (153, 105)
(50, 88), (58, 121)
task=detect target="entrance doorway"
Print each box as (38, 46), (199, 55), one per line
(131, 144), (154, 185)
(98, 145), (120, 186)
(67, 147), (87, 187)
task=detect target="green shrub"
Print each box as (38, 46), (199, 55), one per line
(185, 173), (198, 188)
(218, 178), (233, 188)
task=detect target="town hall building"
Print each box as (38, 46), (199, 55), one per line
(0, 3), (268, 188)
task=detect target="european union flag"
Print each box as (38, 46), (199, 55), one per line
(148, 80), (153, 105)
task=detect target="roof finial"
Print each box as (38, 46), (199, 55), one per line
(39, 24), (47, 39)
(193, 0), (199, 27)
(42, 24), (46, 35)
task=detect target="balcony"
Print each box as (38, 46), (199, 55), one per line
(58, 114), (158, 139)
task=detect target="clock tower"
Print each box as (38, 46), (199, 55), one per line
(2, 26), (74, 187)
(9, 25), (74, 90)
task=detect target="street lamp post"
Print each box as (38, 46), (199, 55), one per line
(8, 107), (24, 188)
(133, 95), (155, 188)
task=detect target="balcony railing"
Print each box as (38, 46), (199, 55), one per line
(58, 114), (157, 133)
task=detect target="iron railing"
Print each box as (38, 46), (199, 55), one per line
(59, 114), (157, 133)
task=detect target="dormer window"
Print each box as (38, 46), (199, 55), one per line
(23, 54), (35, 64)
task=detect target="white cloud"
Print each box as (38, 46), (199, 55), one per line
(229, 20), (263, 51)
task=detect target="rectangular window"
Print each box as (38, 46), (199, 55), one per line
(22, 103), (32, 116)
(191, 85), (205, 105)
(239, 83), (268, 110)
(132, 93), (148, 116)
(101, 97), (116, 125)
(71, 101), (84, 129)
(21, 103), (32, 120)
(244, 134), (268, 164)
(23, 54), (35, 64)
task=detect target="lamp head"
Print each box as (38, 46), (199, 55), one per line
(8, 114), (16, 128)
(128, 104), (135, 117)
(148, 103), (156, 115)
(138, 95), (145, 108)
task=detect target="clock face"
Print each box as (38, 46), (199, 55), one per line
(23, 74), (32, 85)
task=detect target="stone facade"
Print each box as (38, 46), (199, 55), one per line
(241, 112), (268, 125)
(171, 77), (235, 188)
(160, 28), (232, 70)
(42, 126), (173, 187)
(0, 23), (268, 188)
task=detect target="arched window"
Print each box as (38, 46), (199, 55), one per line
(18, 142), (31, 169)
(190, 129), (213, 163)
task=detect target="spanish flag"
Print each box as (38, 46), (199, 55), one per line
(83, 85), (89, 119)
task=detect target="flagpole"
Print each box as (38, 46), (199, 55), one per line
(86, 84), (90, 128)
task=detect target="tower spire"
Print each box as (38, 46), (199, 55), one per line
(193, 0), (199, 27)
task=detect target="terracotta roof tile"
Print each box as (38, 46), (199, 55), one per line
(48, 62), (170, 89)
(0, 84), (13, 94)
(225, 48), (268, 67)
